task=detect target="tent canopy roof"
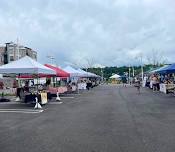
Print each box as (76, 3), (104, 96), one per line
(0, 56), (55, 74)
(149, 65), (169, 74)
(63, 66), (82, 77)
(64, 66), (80, 73)
(77, 68), (98, 77)
(110, 74), (121, 79)
(77, 68), (87, 74)
(45, 64), (70, 77)
(157, 64), (175, 74)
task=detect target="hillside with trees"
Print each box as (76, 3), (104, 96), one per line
(86, 64), (162, 79)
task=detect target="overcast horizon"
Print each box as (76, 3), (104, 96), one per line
(0, 0), (175, 67)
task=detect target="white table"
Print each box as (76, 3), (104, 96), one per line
(78, 83), (87, 90)
(159, 84), (175, 94)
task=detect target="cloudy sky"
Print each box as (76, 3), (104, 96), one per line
(0, 0), (175, 67)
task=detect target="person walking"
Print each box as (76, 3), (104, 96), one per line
(134, 77), (141, 94)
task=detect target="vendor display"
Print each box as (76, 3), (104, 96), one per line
(0, 56), (98, 107)
(0, 56), (56, 108)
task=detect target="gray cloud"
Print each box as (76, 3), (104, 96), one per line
(0, 0), (175, 67)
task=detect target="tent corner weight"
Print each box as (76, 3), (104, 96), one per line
(34, 97), (42, 109)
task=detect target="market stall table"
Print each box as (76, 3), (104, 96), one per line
(159, 83), (175, 94)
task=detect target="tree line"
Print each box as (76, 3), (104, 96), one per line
(86, 64), (162, 79)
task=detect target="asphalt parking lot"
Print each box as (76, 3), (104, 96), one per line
(1, 85), (175, 152)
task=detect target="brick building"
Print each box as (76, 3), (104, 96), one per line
(0, 42), (37, 65)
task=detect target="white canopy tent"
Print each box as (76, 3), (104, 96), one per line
(0, 56), (55, 74)
(77, 68), (89, 77)
(63, 66), (82, 77)
(87, 72), (98, 78)
(77, 68), (99, 78)
(110, 74), (121, 79)
(0, 56), (56, 109)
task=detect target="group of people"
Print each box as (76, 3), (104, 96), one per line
(144, 73), (175, 92)
(119, 72), (175, 94)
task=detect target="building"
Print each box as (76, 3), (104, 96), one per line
(0, 47), (5, 65)
(0, 42), (37, 64)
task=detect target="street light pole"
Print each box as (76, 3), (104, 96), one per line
(132, 66), (135, 77)
(47, 55), (55, 65)
(140, 54), (144, 82)
(135, 53), (144, 82)
(129, 65), (131, 84)
(101, 68), (103, 82)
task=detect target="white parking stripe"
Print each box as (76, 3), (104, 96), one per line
(63, 94), (81, 96)
(0, 111), (42, 113)
(61, 97), (74, 99)
(0, 102), (26, 104)
(0, 109), (43, 113)
(48, 102), (63, 105)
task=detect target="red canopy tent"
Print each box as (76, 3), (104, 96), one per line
(18, 64), (70, 78)
(44, 64), (70, 78)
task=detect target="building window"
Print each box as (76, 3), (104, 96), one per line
(10, 56), (14, 61)
(9, 49), (14, 55)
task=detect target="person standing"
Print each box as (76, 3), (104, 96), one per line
(152, 75), (158, 91)
(122, 77), (127, 87)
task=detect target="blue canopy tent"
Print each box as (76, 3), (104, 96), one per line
(157, 64), (175, 74)
(151, 65), (169, 74)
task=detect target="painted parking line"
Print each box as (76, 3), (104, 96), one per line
(61, 97), (75, 99)
(0, 102), (26, 105)
(0, 102), (19, 104)
(48, 102), (63, 105)
(63, 94), (81, 96)
(0, 109), (43, 113)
